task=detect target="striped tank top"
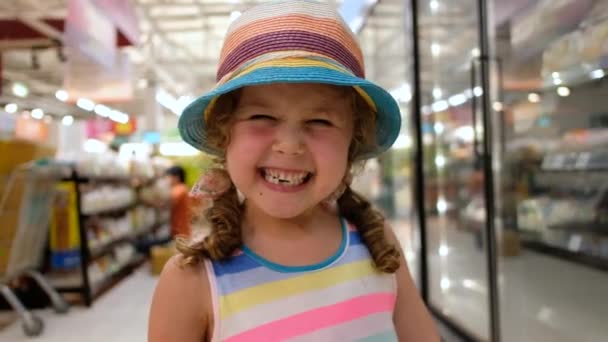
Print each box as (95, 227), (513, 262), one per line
(203, 218), (398, 341)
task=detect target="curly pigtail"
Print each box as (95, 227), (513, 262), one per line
(177, 185), (244, 265)
(337, 186), (400, 273)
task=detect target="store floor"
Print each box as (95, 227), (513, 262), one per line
(0, 265), (157, 342)
(418, 216), (608, 342)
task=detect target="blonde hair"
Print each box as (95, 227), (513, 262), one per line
(178, 86), (400, 273)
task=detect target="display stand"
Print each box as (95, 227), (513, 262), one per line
(47, 167), (169, 306)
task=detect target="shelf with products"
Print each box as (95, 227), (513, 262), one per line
(47, 165), (171, 306)
(516, 149), (608, 269)
(89, 219), (168, 261)
(90, 255), (147, 301)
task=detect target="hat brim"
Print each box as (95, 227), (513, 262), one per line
(179, 66), (401, 158)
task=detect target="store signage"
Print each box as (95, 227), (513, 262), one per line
(112, 118), (137, 136)
(85, 118), (113, 139)
(63, 50), (134, 103)
(64, 0), (116, 69)
(92, 0), (140, 45)
(15, 116), (49, 143)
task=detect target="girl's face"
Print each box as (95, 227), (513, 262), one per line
(225, 83), (354, 220)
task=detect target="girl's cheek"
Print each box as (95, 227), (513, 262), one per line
(231, 123), (275, 144)
(306, 130), (351, 152)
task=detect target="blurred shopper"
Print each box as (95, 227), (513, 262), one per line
(164, 165), (192, 239)
(136, 165), (192, 256)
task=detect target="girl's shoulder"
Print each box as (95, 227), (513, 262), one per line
(149, 254), (214, 341)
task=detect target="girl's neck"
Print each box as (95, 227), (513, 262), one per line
(241, 201), (339, 241)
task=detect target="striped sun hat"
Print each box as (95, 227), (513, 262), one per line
(178, 0), (401, 158)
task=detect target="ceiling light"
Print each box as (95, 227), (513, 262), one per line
(431, 43), (441, 57)
(62, 115), (74, 126)
(94, 104), (111, 117)
(471, 48), (480, 57)
(437, 197), (448, 214)
(432, 100), (449, 112)
(4, 103), (18, 113)
(553, 78), (562, 85)
(435, 155), (446, 168)
(31, 108), (44, 119)
(77, 98), (95, 111)
(12, 83), (29, 97)
(109, 110), (129, 124)
(55, 89), (69, 102)
(448, 94), (467, 107)
(551, 72), (560, 79)
(473, 86), (483, 97)
(434, 122), (445, 134)
(492, 101), (503, 111)
(430, 0), (439, 12)
(441, 277), (451, 291)
(432, 87), (443, 99)
(590, 69), (605, 79)
(528, 93), (540, 103)
(557, 86), (570, 97)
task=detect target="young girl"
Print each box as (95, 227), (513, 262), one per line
(149, 1), (439, 341)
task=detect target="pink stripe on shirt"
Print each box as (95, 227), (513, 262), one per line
(224, 293), (395, 342)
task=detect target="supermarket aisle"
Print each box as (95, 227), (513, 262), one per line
(0, 265), (157, 342)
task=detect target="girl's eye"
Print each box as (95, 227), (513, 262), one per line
(249, 114), (276, 121)
(307, 119), (333, 126)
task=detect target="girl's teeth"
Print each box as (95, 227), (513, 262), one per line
(264, 169), (308, 186)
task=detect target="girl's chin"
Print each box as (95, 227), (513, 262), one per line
(246, 199), (324, 220)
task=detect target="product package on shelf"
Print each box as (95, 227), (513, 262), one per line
(87, 215), (133, 253)
(49, 181), (81, 270)
(80, 185), (136, 215)
(132, 205), (158, 234)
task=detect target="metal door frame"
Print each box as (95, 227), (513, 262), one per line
(408, 0), (500, 340)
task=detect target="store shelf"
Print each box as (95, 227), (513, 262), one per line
(81, 202), (137, 217)
(90, 254), (147, 301)
(48, 166), (166, 306)
(88, 220), (168, 260)
(522, 239), (608, 272)
(47, 269), (84, 290)
(132, 220), (168, 240)
(89, 236), (134, 260)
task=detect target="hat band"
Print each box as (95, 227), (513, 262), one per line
(203, 57), (377, 122)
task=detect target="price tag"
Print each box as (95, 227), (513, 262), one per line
(567, 234), (583, 252)
(575, 152), (591, 170)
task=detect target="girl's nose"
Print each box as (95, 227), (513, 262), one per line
(272, 125), (305, 156)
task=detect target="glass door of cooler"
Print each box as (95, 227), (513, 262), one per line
(415, 0), (494, 340)
(488, 1), (608, 341)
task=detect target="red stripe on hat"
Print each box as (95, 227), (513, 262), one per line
(217, 30), (364, 81)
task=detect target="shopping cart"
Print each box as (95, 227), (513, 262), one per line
(0, 160), (69, 337)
